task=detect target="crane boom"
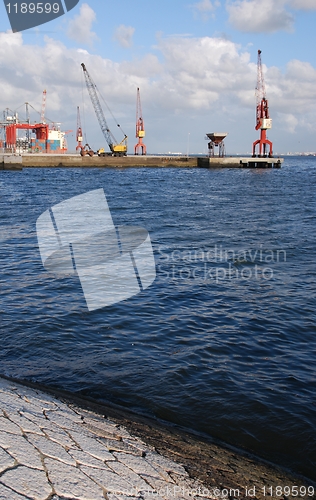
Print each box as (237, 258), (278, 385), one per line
(81, 63), (127, 156)
(255, 50), (266, 106)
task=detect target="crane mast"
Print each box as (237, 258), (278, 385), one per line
(40, 90), (47, 124)
(81, 63), (127, 156)
(252, 50), (273, 158)
(134, 88), (146, 155)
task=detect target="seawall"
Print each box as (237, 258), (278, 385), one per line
(21, 154), (198, 168)
(0, 375), (314, 499)
(1, 154), (284, 169)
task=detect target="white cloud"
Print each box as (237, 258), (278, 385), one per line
(121, 54), (163, 78)
(270, 60), (316, 114)
(67, 3), (97, 44)
(113, 25), (135, 48)
(288, 0), (316, 9)
(226, 0), (316, 33)
(226, 0), (294, 33)
(281, 113), (298, 133)
(154, 36), (254, 111)
(195, 0), (217, 11)
(192, 0), (220, 19)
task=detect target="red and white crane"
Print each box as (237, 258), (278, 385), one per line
(76, 106), (83, 151)
(134, 87), (146, 155)
(252, 50), (273, 158)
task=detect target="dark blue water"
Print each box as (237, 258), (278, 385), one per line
(1, 158), (316, 481)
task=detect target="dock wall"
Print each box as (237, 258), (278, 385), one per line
(198, 157), (283, 168)
(0, 155), (23, 170)
(21, 154), (198, 168)
(1, 154), (284, 170)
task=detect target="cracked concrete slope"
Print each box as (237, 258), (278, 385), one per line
(0, 377), (213, 500)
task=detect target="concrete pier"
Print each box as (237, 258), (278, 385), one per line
(0, 155), (23, 170)
(197, 157), (283, 168)
(0, 154), (284, 170)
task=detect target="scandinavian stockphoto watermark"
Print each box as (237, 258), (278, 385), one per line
(157, 245), (287, 283)
(36, 188), (156, 311)
(4, 0), (80, 33)
(110, 485), (315, 498)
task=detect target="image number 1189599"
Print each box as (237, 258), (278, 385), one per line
(4, 0), (80, 32)
(6, 2), (61, 14)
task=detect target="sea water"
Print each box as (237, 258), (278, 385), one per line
(0, 157), (315, 480)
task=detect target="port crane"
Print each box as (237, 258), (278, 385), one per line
(81, 63), (127, 156)
(75, 105), (93, 156)
(252, 50), (273, 158)
(134, 88), (146, 155)
(76, 106), (83, 151)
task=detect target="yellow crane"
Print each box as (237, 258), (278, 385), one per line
(81, 63), (127, 156)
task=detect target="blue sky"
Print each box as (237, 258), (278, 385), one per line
(0, 0), (316, 154)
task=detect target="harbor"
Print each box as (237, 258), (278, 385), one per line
(0, 54), (283, 171)
(1, 0), (316, 490)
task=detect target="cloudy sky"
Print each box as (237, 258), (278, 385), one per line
(0, 0), (316, 154)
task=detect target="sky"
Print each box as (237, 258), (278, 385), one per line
(0, 0), (316, 155)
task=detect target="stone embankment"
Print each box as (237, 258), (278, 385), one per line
(0, 376), (313, 500)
